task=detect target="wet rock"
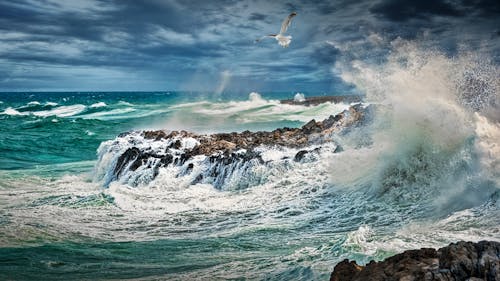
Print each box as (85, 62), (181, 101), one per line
(330, 241), (500, 281)
(113, 147), (141, 177)
(143, 130), (167, 140)
(330, 260), (363, 281)
(107, 104), (371, 188)
(294, 150), (309, 162)
(302, 119), (322, 134)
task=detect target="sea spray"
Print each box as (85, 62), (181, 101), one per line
(0, 86), (498, 280)
(326, 40), (500, 259)
(158, 92), (351, 132)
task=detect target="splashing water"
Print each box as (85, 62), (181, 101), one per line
(330, 40), (500, 254)
(0, 42), (499, 280)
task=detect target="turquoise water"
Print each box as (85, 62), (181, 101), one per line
(0, 91), (357, 280)
(0, 79), (499, 280)
(0, 91), (308, 170)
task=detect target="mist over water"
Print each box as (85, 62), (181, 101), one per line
(329, 40), (500, 252)
(0, 41), (499, 280)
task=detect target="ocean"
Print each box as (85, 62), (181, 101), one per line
(0, 47), (499, 280)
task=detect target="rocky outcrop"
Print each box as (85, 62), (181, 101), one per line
(280, 95), (362, 106)
(330, 241), (500, 281)
(95, 104), (371, 189)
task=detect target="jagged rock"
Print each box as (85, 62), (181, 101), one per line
(99, 104), (370, 189)
(330, 260), (363, 281)
(302, 119), (322, 134)
(330, 241), (500, 281)
(113, 147), (141, 177)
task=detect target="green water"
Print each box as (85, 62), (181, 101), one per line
(0, 91), (498, 280)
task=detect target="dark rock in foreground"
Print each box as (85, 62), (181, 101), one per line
(330, 240), (500, 281)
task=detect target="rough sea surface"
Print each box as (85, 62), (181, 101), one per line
(0, 45), (499, 280)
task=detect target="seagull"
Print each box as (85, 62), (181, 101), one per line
(255, 12), (297, 48)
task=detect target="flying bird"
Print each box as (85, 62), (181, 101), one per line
(255, 12), (297, 48)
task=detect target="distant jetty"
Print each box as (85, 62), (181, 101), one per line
(280, 95), (363, 106)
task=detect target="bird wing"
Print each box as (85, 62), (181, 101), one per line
(255, 34), (276, 42)
(279, 12), (297, 35)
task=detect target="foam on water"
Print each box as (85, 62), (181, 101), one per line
(32, 104), (87, 117)
(2, 107), (24, 116)
(78, 107), (136, 120)
(90, 101), (107, 108)
(1, 104), (87, 118)
(0, 41), (498, 279)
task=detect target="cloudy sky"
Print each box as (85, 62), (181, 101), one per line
(0, 0), (498, 92)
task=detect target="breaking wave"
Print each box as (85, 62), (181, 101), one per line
(92, 41), (499, 255)
(0, 41), (498, 280)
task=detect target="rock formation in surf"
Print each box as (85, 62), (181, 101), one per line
(280, 95), (362, 106)
(95, 104), (372, 189)
(330, 240), (500, 281)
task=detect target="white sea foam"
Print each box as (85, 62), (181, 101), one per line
(118, 101), (133, 106)
(294, 92), (306, 102)
(474, 113), (500, 185)
(90, 101), (107, 108)
(32, 104), (86, 117)
(78, 108), (136, 120)
(333, 41), (499, 204)
(2, 107), (25, 116)
(3, 102), (82, 118)
(181, 137), (199, 150)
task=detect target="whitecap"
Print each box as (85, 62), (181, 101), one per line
(90, 102), (107, 108)
(78, 107), (135, 120)
(2, 107), (25, 116)
(32, 104), (86, 118)
(118, 101), (133, 106)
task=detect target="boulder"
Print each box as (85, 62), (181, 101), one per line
(330, 241), (500, 281)
(101, 104), (371, 189)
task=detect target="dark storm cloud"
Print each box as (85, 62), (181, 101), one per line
(371, 0), (500, 21)
(461, 0), (500, 17)
(370, 0), (463, 22)
(310, 44), (341, 65)
(249, 13), (267, 21)
(0, 0), (498, 91)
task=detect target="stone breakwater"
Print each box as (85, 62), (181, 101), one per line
(330, 241), (500, 281)
(280, 95), (362, 106)
(95, 104), (371, 189)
